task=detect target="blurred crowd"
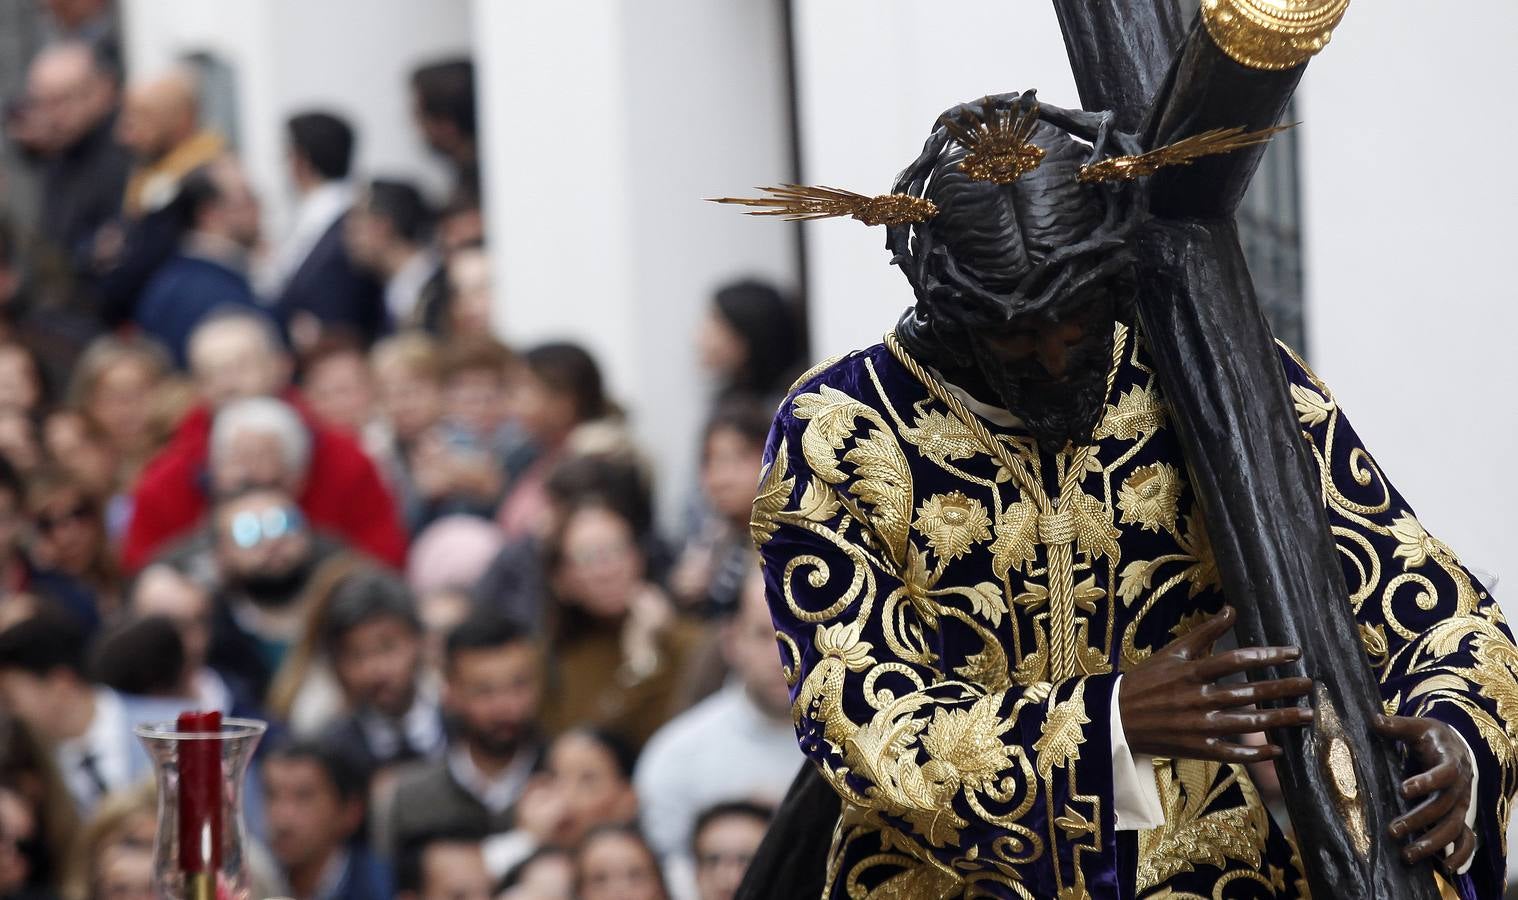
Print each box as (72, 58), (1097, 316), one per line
(0, 4), (811, 899)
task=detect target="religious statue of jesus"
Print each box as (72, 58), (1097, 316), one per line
(717, 2), (1518, 898)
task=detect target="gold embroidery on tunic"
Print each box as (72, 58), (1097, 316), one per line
(1135, 760), (1271, 891)
(766, 331), (1516, 898)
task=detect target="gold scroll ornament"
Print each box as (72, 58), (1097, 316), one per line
(1201, 0), (1352, 70)
(1312, 683), (1372, 858)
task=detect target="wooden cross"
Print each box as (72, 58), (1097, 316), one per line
(1049, 3), (1439, 898)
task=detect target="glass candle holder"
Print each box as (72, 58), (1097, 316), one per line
(135, 718), (266, 900)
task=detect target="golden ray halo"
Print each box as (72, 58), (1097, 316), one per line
(1076, 124), (1292, 184)
(706, 185), (938, 227)
(941, 96), (1047, 185)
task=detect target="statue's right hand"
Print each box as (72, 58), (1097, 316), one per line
(1119, 605), (1314, 762)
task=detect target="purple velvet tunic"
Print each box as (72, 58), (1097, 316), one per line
(753, 323), (1515, 899)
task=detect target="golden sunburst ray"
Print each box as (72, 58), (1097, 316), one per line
(941, 96), (1047, 185)
(1076, 123), (1294, 184)
(707, 184), (938, 227)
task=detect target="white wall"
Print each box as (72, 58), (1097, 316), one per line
(119, 0), (471, 234)
(1299, 2), (1518, 584)
(473, 0), (799, 523)
(793, 1), (1516, 583)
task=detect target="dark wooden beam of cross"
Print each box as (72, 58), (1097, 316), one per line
(1049, 3), (1442, 899)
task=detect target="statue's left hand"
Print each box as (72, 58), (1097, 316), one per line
(1374, 714), (1476, 872)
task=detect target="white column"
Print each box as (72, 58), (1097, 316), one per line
(473, 0), (799, 522)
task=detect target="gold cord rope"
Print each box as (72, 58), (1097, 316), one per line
(883, 330), (1123, 681)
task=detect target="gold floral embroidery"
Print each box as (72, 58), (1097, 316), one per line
(1359, 623), (1389, 667)
(1117, 463), (1184, 533)
(903, 408), (983, 466)
(846, 694), (968, 847)
(1290, 382), (1334, 427)
(816, 621), (875, 668)
(914, 492), (992, 562)
(760, 330), (1518, 899)
(749, 438), (793, 547)
(1135, 760), (1271, 891)
(1033, 681), (1089, 779)
(798, 476), (843, 523)
(1093, 383), (1165, 441)
(1388, 512), (1449, 570)
(920, 693), (1021, 792)
(1063, 490), (1121, 563)
(1287, 336), (1518, 872)
(792, 385), (914, 566)
(990, 501), (1040, 579)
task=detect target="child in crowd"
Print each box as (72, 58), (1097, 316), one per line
(369, 332), (445, 531)
(497, 342), (627, 540)
(409, 337), (530, 529)
(669, 400), (771, 619)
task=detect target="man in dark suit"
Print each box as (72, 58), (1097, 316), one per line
(25, 42), (129, 286)
(385, 613), (544, 856)
(268, 111), (382, 352)
(345, 178), (445, 332)
(263, 739), (393, 900)
(317, 567), (445, 775)
(0, 610), (187, 818)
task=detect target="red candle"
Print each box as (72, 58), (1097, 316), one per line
(176, 711), (223, 881)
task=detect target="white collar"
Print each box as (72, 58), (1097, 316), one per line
(357, 677), (444, 758)
(293, 182), (354, 234)
(384, 249), (439, 321)
(930, 366), (1025, 429)
(262, 181), (354, 291)
(447, 743), (537, 815)
(57, 687), (124, 761)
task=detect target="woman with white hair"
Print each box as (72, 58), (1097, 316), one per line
(208, 395), (313, 497)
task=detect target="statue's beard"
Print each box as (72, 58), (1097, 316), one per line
(970, 329), (1114, 455)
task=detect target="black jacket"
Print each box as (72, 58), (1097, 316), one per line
(37, 114), (130, 269)
(273, 215), (385, 345)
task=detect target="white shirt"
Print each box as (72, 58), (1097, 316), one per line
(635, 680), (800, 899)
(55, 687), (133, 812)
(447, 744), (537, 817)
(357, 679), (445, 763)
(191, 666), (234, 715)
(261, 181), (353, 295)
(384, 250), (440, 325)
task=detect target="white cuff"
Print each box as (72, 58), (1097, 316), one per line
(1446, 730), (1480, 876)
(1111, 675), (1166, 831)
